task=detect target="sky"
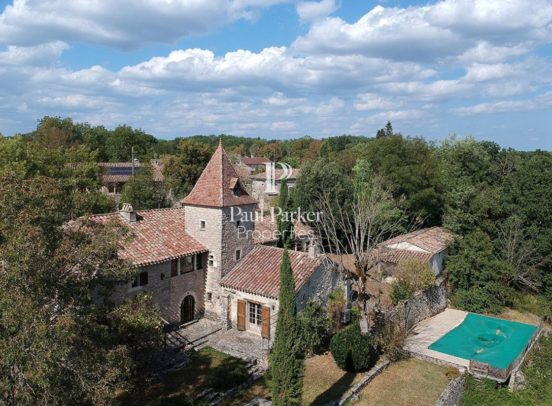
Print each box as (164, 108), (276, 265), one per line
(0, 0), (552, 150)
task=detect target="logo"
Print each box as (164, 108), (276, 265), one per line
(264, 161), (293, 194)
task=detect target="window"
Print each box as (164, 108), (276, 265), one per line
(200, 220), (206, 230)
(236, 220), (241, 228)
(208, 253), (214, 267)
(195, 253), (203, 270)
(235, 249), (242, 261)
(207, 292), (212, 301)
(178, 256), (192, 274)
(248, 302), (262, 326)
(171, 259), (178, 277)
(132, 271), (148, 287)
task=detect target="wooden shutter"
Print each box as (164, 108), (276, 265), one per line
(261, 306), (270, 339)
(237, 300), (246, 331)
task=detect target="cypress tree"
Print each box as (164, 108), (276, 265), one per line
(271, 248), (304, 405)
(277, 178), (294, 248)
(385, 121), (394, 137)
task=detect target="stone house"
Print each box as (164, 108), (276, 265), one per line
(221, 245), (344, 343)
(375, 227), (455, 276)
(91, 206), (208, 325)
(91, 143), (347, 340)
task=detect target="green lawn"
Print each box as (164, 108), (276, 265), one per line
(352, 358), (458, 406)
(223, 353), (364, 405)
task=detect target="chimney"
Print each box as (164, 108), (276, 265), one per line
(308, 242), (320, 259)
(120, 203), (137, 223)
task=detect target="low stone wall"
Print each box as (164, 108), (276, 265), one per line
(434, 375), (465, 406)
(335, 359), (390, 406)
(387, 275), (447, 332)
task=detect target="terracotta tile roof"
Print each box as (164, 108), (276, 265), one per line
(251, 168), (300, 181)
(374, 247), (433, 264)
(379, 227), (455, 255)
(253, 215), (313, 244)
(182, 145), (258, 207)
(241, 157), (271, 166)
(221, 245), (324, 299)
(89, 208), (207, 267)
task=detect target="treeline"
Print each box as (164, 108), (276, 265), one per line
(2, 116), (552, 318)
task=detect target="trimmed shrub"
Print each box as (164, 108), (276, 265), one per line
(330, 322), (377, 372)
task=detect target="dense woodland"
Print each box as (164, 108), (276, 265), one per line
(1, 116), (551, 402)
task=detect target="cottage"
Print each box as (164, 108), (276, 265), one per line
(221, 245), (344, 342)
(375, 227), (454, 276)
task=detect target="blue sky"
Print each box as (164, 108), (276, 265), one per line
(0, 0), (551, 150)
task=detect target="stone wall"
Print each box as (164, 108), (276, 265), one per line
(295, 262), (348, 312)
(184, 204), (256, 323)
(111, 254), (207, 324)
(387, 275), (447, 331)
(434, 375), (465, 406)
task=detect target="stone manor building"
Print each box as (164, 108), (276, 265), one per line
(91, 143), (347, 343)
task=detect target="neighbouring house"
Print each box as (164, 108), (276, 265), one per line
(89, 143), (347, 343)
(240, 156), (271, 172)
(98, 159), (164, 196)
(250, 167), (300, 212)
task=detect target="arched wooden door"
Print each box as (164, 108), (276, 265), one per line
(181, 295), (195, 324)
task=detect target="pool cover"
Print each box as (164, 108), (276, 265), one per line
(428, 313), (537, 369)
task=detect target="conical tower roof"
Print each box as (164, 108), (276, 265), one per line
(181, 143), (257, 207)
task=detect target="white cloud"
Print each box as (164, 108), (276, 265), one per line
(296, 0), (338, 23)
(452, 91), (552, 115)
(271, 121), (296, 131)
(354, 93), (401, 111)
(0, 0), (289, 49)
(0, 41), (68, 66)
(293, 0), (552, 63)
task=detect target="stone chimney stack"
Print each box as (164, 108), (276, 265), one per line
(119, 203), (137, 223)
(308, 241), (320, 259)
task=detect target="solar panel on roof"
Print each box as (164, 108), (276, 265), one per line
(107, 167), (141, 176)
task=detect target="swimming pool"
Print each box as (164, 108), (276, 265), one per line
(428, 313), (538, 369)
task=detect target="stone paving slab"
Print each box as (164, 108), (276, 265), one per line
(404, 308), (469, 369)
(178, 318), (269, 364)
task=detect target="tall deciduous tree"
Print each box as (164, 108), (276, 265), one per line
(314, 159), (405, 333)
(121, 163), (166, 210)
(0, 175), (161, 403)
(162, 139), (213, 200)
(271, 248), (304, 406)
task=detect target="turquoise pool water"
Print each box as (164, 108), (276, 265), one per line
(428, 313), (537, 369)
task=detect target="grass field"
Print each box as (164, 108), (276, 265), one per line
(352, 358), (458, 406)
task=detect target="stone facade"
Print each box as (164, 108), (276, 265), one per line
(223, 260), (348, 344)
(112, 252), (207, 324)
(184, 204), (257, 322)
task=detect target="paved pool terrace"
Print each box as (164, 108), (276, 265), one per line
(404, 308), (539, 377)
